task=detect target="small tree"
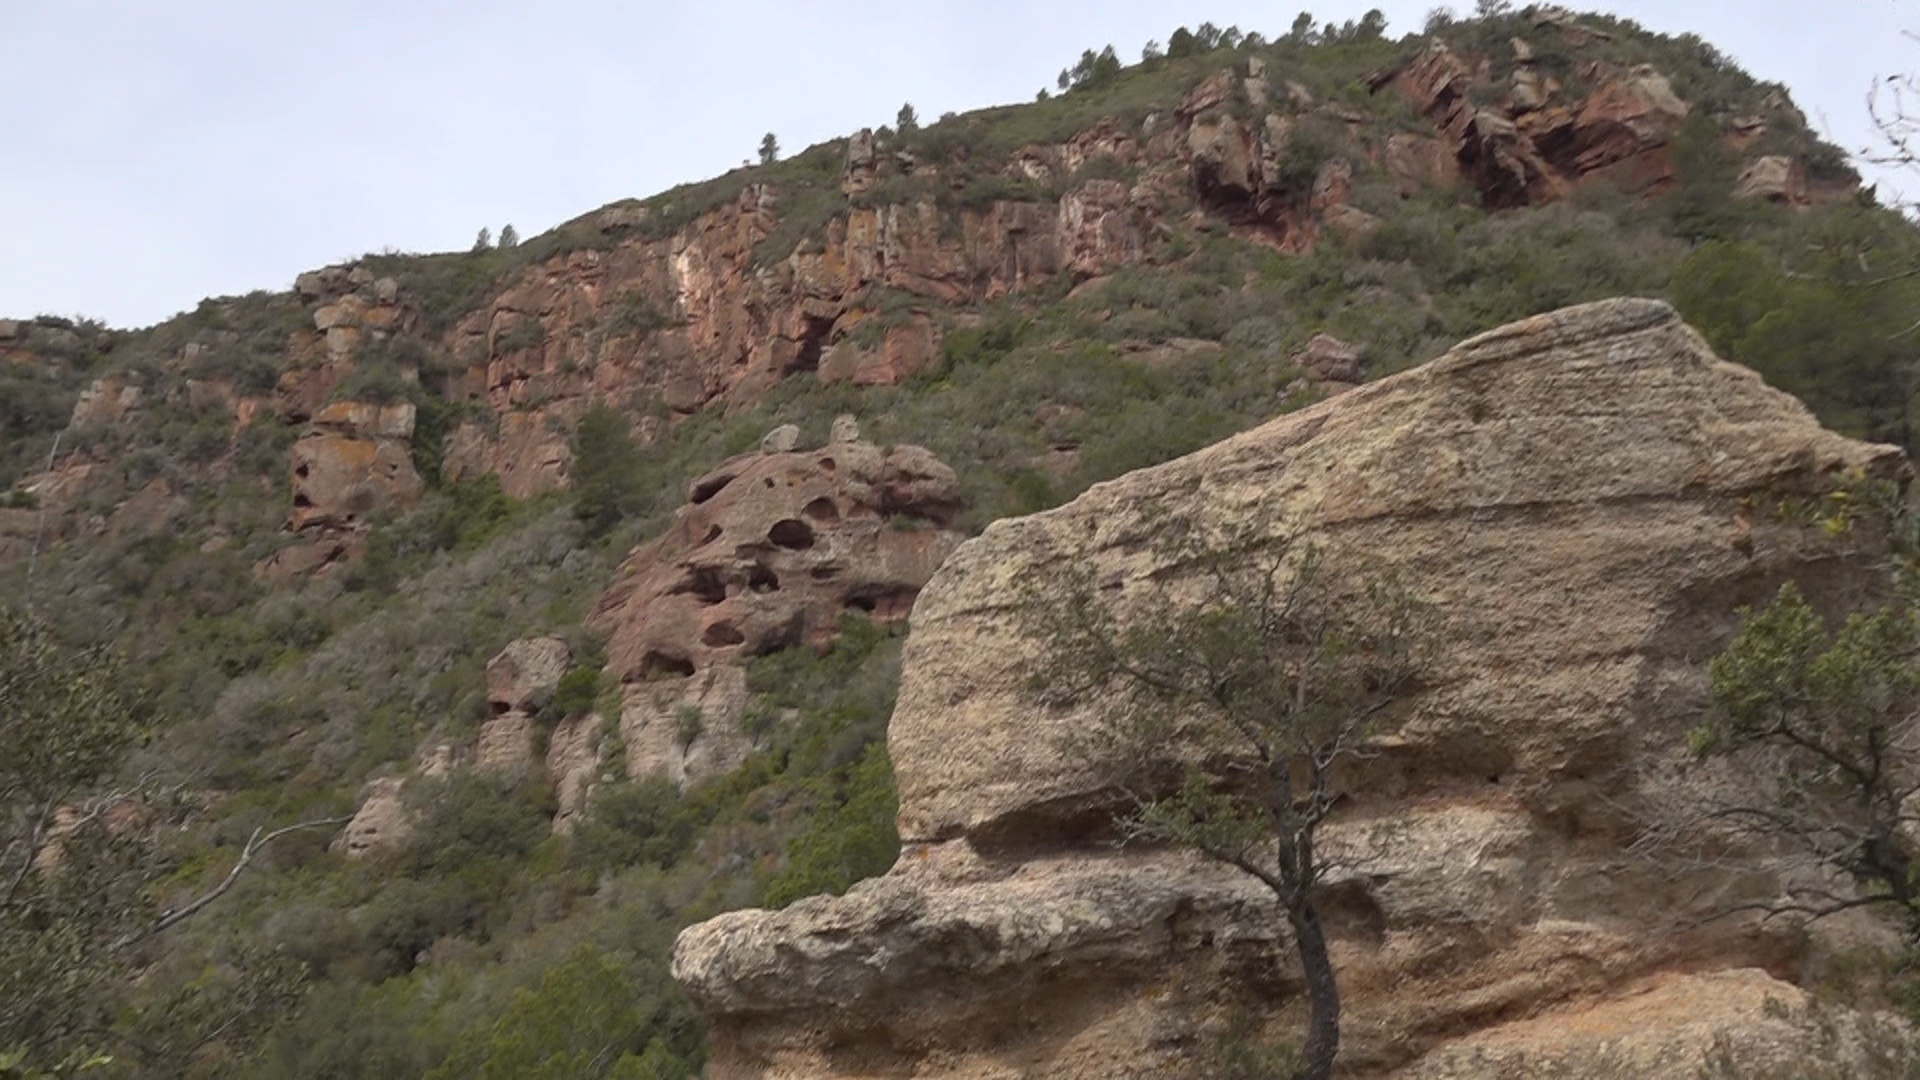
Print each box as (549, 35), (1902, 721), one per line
(895, 102), (918, 135)
(498, 223), (519, 248)
(1023, 515), (1433, 1080)
(0, 607), (149, 1062)
(472, 227), (493, 252)
(569, 399), (644, 539)
(1062, 46), (1123, 92)
(758, 132), (780, 166)
(0, 609), (335, 1071)
(1696, 578), (1920, 933)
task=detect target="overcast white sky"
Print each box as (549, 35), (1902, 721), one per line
(3, 1), (1913, 328)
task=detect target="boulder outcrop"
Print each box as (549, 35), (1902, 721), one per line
(477, 636), (571, 772)
(590, 435), (966, 787)
(335, 777), (409, 857)
(673, 299), (1906, 1077)
(1735, 154), (1812, 205)
(1375, 45), (1691, 208)
(287, 400), (423, 533)
(591, 437), (965, 683)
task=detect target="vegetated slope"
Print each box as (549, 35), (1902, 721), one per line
(0, 7), (1914, 1077)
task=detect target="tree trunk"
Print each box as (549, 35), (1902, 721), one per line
(1289, 901), (1341, 1080)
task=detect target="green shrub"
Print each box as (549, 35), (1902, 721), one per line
(547, 667), (604, 723)
(424, 945), (697, 1080)
(493, 319), (545, 355)
(571, 779), (697, 875)
(761, 742), (898, 907)
(569, 400), (645, 539)
(403, 772), (550, 878)
(604, 292), (676, 337)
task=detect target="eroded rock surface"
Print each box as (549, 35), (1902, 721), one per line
(1375, 43), (1690, 207)
(288, 401), (423, 533)
(590, 438), (965, 682)
(673, 299), (1905, 1077)
(590, 436), (966, 787)
(477, 636), (570, 772)
(335, 777), (409, 857)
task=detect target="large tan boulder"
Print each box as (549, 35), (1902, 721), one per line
(673, 299), (1906, 1078)
(486, 636), (571, 713)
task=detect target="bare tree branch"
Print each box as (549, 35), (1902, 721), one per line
(115, 817), (348, 949)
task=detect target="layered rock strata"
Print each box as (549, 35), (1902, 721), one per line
(673, 299), (1905, 1077)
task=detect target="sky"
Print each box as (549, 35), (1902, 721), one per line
(3, 1), (1914, 329)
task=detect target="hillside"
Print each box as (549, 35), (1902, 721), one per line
(3, 7), (1918, 1078)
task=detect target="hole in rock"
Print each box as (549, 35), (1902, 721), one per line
(747, 564), (780, 592)
(789, 312), (834, 374)
(671, 567), (728, 605)
(767, 519), (816, 550)
(293, 494), (314, 509)
(764, 477), (776, 488)
(701, 621), (746, 647)
(490, 700), (511, 716)
(844, 586), (917, 619)
(690, 472), (736, 504)
(640, 650), (696, 679)
(817, 456), (836, 474)
(294, 463), (310, 479)
(810, 565), (842, 581)
(802, 497), (841, 524)
(700, 524), (723, 545)
(1316, 878), (1388, 948)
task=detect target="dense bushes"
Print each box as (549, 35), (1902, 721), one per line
(1672, 211), (1920, 447)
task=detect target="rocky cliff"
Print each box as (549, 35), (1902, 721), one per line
(672, 299), (1905, 1078)
(3, 10), (1846, 580)
(1, 11), (1905, 1076)
(590, 423), (966, 789)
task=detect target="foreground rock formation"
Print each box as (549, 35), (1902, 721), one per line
(672, 299), (1905, 1077)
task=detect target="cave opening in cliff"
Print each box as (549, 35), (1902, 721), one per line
(789, 313), (835, 374)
